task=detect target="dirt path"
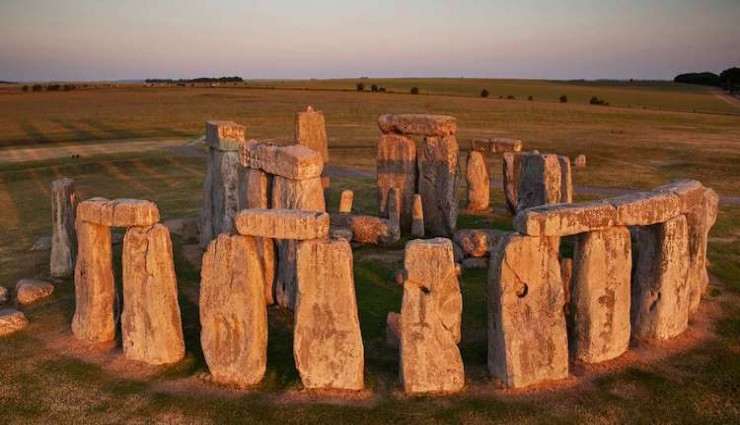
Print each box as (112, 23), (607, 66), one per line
(711, 89), (740, 109)
(0, 138), (193, 163)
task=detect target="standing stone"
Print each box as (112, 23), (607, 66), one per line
(632, 215), (691, 341)
(377, 134), (417, 232)
(570, 227), (631, 363)
(417, 136), (460, 237)
(50, 178), (78, 278)
(560, 258), (573, 317)
(295, 107), (329, 188)
(239, 168), (271, 210)
(558, 156), (573, 204)
(294, 239), (364, 390)
(386, 312), (401, 348)
(339, 190), (353, 213)
(488, 234), (568, 388)
(411, 194), (424, 237)
(72, 221), (115, 342)
(121, 224), (185, 365)
(466, 150), (490, 211)
(378, 114), (457, 137)
(574, 154), (587, 168)
(213, 150), (241, 235)
(386, 187), (400, 225)
(502, 151), (535, 214)
(199, 149), (216, 248)
(399, 238), (464, 394)
(200, 234), (267, 388)
(517, 153), (562, 212)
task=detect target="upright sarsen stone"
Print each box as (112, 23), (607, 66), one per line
(50, 177), (78, 278)
(558, 156), (573, 204)
(122, 224), (185, 365)
(294, 238), (364, 390)
(295, 106), (329, 166)
(411, 194), (424, 237)
(502, 152), (525, 214)
(377, 134), (417, 232)
(417, 136), (460, 237)
(239, 168), (271, 210)
(466, 150), (490, 211)
(517, 153), (562, 212)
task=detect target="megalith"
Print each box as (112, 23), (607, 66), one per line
(517, 153), (562, 212)
(466, 150), (490, 211)
(50, 177), (78, 278)
(377, 134), (417, 232)
(417, 136), (460, 237)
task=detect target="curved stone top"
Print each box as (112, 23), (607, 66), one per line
(235, 209), (329, 240)
(205, 120), (246, 151)
(378, 114), (457, 137)
(239, 141), (323, 179)
(77, 197), (160, 227)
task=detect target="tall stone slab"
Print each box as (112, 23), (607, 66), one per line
(558, 156), (573, 204)
(386, 187), (400, 225)
(466, 150), (490, 211)
(417, 136), (460, 237)
(200, 234), (267, 388)
(72, 221), (115, 342)
(199, 148), (216, 248)
(399, 238), (464, 394)
(239, 168), (271, 210)
(122, 224), (185, 365)
(488, 234), (568, 388)
(295, 106), (329, 187)
(294, 239), (364, 390)
(517, 153), (562, 212)
(632, 215), (691, 341)
(411, 194), (424, 237)
(502, 152), (527, 214)
(377, 134), (417, 232)
(570, 227), (631, 363)
(50, 177), (78, 278)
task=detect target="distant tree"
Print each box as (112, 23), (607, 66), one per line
(674, 72), (721, 86)
(379, 87), (386, 92)
(31, 84), (43, 92)
(506, 95), (515, 100)
(499, 95), (503, 99)
(21, 85), (29, 92)
(559, 95), (568, 103)
(589, 96), (609, 105)
(63, 84), (76, 91)
(719, 67), (740, 94)
(480, 89), (489, 98)
(356, 82), (365, 91)
(371, 84), (378, 92)
(410, 86), (419, 95)
(528, 95), (533, 101)
(46, 84), (61, 91)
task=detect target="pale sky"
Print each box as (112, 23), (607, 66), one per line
(0, 0), (737, 81)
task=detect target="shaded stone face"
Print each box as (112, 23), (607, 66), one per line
(234, 209), (330, 240)
(294, 239), (364, 390)
(558, 156), (573, 204)
(72, 221), (115, 343)
(386, 312), (401, 348)
(271, 175), (326, 213)
(502, 152), (525, 214)
(411, 194), (424, 237)
(378, 114), (457, 137)
(212, 150), (241, 235)
(295, 106), (329, 164)
(487, 234), (568, 388)
(399, 238), (464, 394)
(330, 214), (400, 245)
(453, 228), (508, 258)
(632, 215), (690, 341)
(517, 153), (562, 212)
(239, 168), (271, 210)
(376, 134), (417, 232)
(465, 150), (490, 211)
(200, 234), (267, 388)
(50, 177), (78, 278)
(513, 201), (617, 237)
(386, 187), (400, 225)
(77, 198), (160, 228)
(417, 136), (460, 237)
(570, 227), (632, 363)
(198, 148), (216, 248)
(122, 224), (185, 365)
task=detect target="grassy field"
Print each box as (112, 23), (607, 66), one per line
(0, 79), (739, 423)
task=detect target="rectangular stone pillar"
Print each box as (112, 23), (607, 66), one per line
(558, 156), (572, 203)
(50, 177), (78, 278)
(377, 134), (417, 232)
(466, 150), (490, 211)
(517, 153), (562, 212)
(417, 136), (460, 237)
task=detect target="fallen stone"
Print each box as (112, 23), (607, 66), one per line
(0, 309), (28, 337)
(411, 194), (425, 237)
(239, 168), (271, 210)
(377, 134), (417, 232)
(462, 257), (488, 269)
(513, 201), (616, 237)
(558, 156), (572, 204)
(235, 209), (329, 240)
(609, 191), (681, 226)
(488, 234), (568, 388)
(386, 312), (400, 348)
(243, 143), (323, 179)
(453, 229), (508, 257)
(50, 177), (78, 278)
(418, 136), (460, 237)
(15, 278), (54, 305)
(30, 236), (51, 251)
(294, 238), (364, 390)
(205, 120), (246, 151)
(331, 214), (400, 245)
(466, 150), (490, 211)
(271, 175), (326, 212)
(200, 234), (267, 387)
(574, 154), (586, 168)
(517, 153), (562, 212)
(339, 190), (353, 213)
(77, 198), (160, 227)
(378, 114), (456, 137)
(295, 106), (329, 165)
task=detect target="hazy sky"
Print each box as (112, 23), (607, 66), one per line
(1, 0), (737, 81)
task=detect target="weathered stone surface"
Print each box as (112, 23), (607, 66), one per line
(472, 138), (522, 153)
(275, 239), (299, 309)
(386, 187), (400, 225)
(560, 258), (573, 316)
(331, 214), (400, 245)
(386, 312), (400, 348)
(488, 234), (568, 388)
(378, 114), (456, 137)
(466, 150), (490, 211)
(453, 229), (508, 258)
(239, 168), (271, 210)
(78, 198), (160, 227)
(377, 134), (417, 232)
(243, 143), (323, 179)
(295, 106), (329, 165)
(513, 201), (616, 237)
(235, 209), (329, 240)
(50, 177), (78, 278)
(0, 286), (8, 304)
(411, 194), (424, 237)
(632, 215), (690, 341)
(570, 227), (631, 363)
(256, 237), (276, 306)
(200, 234), (267, 387)
(517, 153), (562, 212)
(574, 154), (586, 168)
(329, 226), (353, 241)
(339, 190), (353, 213)
(418, 136), (460, 237)
(609, 191), (681, 226)
(15, 278), (54, 305)
(0, 309), (28, 337)
(72, 221), (115, 342)
(212, 150), (241, 236)
(452, 242), (464, 263)
(462, 257), (488, 269)
(502, 152), (524, 214)
(399, 238), (464, 394)
(558, 156), (572, 204)
(121, 225), (185, 364)
(199, 149), (216, 248)
(205, 120), (246, 151)
(294, 239), (364, 390)
(271, 175), (326, 212)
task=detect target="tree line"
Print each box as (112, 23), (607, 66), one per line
(145, 76), (244, 84)
(674, 67), (740, 93)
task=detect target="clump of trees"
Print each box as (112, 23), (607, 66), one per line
(589, 96), (609, 106)
(410, 87), (419, 95)
(720, 67), (740, 93)
(674, 66), (739, 93)
(145, 76), (243, 84)
(528, 95), (533, 101)
(22, 83), (77, 92)
(559, 95), (568, 103)
(480, 89), (489, 98)
(356, 83), (365, 91)
(506, 95), (515, 100)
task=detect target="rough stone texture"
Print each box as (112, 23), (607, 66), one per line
(452, 242), (464, 263)
(198, 149), (216, 248)
(399, 239), (464, 394)
(329, 226), (353, 241)
(502, 152), (524, 214)
(609, 191), (681, 226)
(78, 197), (160, 227)
(239, 168), (271, 210)
(15, 278), (54, 305)
(570, 227), (632, 363)
(517, 153), (562, 212)
(0, 309), (28, 337)
(472, 138), (522, 153)
(235, 209), (329, 240)
(558, 156), (573, 204)
(72, 221), (115, 342)
(560, 258), (573, 317)
(453, 229), (508, 258)
(411, 194), (424, 237)
(574, 154), (587, 168)
(294, 239), (364, 390)
(275, 239), (299, 309)
(377, 134), (417, 232)
(339, 190), (353, 213)
(386, 187), (400, 225)
(418, 136), (460, 237)
(121, 224), (185, 365)
(386, 312), (400, 348)
(0, 286), (8, 304)
(271, 175), (326, 212)
(488, 234), (568, 388)
(466, 150), (490, 211)
(256, 237), (276, 306)
(50, 178), (78, 278)
(462, 257), (488, 269)
(211, 150), (241, 237)
(205, 120), (246, 151)
(632, 215), (690, 341)
(331, 214), (400, 245)
(514, 201), (616, 237)
(200, 234), (267, 387)
(378, 114), (456, 137)
(295, 106), (329, 165)
(244, 143), (323, 179)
